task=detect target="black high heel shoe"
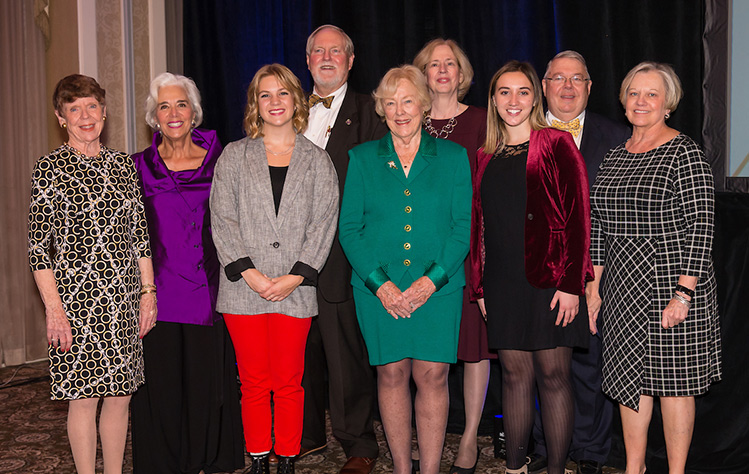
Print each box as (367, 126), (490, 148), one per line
(449, 445), (480, 474)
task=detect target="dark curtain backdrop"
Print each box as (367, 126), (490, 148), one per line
(183, 0), (703, 147)
(181, 2), (749, 473)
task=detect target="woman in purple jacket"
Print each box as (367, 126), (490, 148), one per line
(130, 73), (244, 474)
(469, 61), (593, 474)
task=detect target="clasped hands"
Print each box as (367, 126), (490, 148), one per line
(376, 277), (436, 319)
(243, 268), (303, 302)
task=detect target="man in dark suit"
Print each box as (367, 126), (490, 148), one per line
(300, 24), (387, 474)
(526, 50), (630, 474)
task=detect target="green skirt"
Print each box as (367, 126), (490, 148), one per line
(353, 286), (463, 365)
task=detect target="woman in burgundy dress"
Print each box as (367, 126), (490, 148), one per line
(413, 39), (491, 474)
(130, 72), (244, 474)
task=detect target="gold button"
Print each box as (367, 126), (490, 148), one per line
(404, 259), (411, 266)
(404, 242), (411, 250)
(404, 225), (411, 232)
(405, 206), (412, 213)
(404, 189), (411, 196)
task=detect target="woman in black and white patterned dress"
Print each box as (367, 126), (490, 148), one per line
(28, 74), (156, 474)
(588, 62), (721, 474)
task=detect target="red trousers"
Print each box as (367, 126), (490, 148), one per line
(223, 313), (311, 456)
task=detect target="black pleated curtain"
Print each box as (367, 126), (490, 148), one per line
(183, 0), (704, 147)
(182, 1), (749, 473)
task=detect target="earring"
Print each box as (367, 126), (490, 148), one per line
(665, 113), (670, 119)
(191, 120), (196, 128)
(61, 122), (67, 129)
(102, 115), (107, 121)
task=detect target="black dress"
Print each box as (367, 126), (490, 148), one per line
(481, 142), (588, 350)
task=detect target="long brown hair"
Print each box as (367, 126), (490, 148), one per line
(483, 61), (547, 155)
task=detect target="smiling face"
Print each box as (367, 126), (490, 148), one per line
(55, 96), (106, 150)
(425, 44), (463, 97)
(542, 57), (591, 122)
(257, 74), (295, 130)
(493, 71), (535, 130)
(155, 85), (194, 142)
(383, 79), (425, 142)
(624, 70), (670, 129)
(306, 28), (354, 97)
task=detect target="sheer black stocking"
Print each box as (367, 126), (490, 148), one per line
(499, 347), (574, 474)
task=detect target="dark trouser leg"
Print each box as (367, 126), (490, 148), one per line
(301, 317), (327, 450)
(303, 295), (379, 458)
(568, 333), (613, 464)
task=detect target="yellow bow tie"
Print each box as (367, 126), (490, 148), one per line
(551, 118), (581, 137)
(308, 94), (334, 109)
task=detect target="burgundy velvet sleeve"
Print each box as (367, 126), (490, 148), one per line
(552, 131), (594, 294)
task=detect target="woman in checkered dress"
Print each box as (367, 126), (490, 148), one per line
(588, 62), (721, 474)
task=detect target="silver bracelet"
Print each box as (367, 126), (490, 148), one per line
(673, 293), (692, 309)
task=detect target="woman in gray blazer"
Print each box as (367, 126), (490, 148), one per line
(209, 64), (339, 474)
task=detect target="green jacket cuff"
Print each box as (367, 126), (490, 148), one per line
(424, 262), (448, 291)
(365, 267), (391, 295)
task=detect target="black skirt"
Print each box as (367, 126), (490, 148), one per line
(130, 319), (244, 473)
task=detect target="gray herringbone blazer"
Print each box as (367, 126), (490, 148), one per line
(209, 134), (338, 318)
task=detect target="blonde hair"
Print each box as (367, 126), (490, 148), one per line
(412, 38), (474, 100)
(372, 65), (432, 118)
(484, 61), (547, 155)
(243, 64), (309, 138)
(619, 61), (683, 112)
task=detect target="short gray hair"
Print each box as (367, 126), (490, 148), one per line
(145, 72), (203, 129)
(306, 24), (354, 58)
(544, 50), (590, 80)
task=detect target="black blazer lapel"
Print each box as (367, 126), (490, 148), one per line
(325, 88), (359, 163)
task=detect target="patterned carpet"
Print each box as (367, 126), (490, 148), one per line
(0, 361), (623, 473)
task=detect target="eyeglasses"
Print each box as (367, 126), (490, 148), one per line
(544, 74), (590, 85)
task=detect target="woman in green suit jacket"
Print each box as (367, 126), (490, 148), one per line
(339, 65), (472, 474)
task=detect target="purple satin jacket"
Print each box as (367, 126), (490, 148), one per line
(132, 129), (222, 325)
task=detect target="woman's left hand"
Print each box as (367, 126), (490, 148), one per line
(402, 276), (437, 312)
(550, 290), (579, 327)
(139, 293), (158, 339)
(262, 274), (304, 302)
(662, 298), (689, 329)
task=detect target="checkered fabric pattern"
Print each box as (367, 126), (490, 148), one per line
(590, 134), (722, 410)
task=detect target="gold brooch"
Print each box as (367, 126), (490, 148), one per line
(388, 161), (397, 169)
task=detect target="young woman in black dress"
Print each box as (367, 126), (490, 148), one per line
(469, 61), (593, 474)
